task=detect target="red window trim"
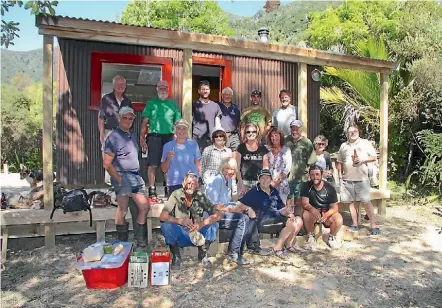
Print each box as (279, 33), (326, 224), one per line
(192, 56), (232, 101)
(90, 52), (173, 112)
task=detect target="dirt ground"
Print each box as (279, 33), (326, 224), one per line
(1, 200), (442, 308)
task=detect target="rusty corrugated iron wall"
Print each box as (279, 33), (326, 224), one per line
(57, 39), (183, 186)
(307, 65), (321, 140)
(57, 39), (318, 186)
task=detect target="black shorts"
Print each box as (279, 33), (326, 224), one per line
(258, 215), (287, 233)
(146, 133), (174, 167)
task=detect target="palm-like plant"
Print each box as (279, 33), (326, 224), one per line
(320, 36), (390, 132)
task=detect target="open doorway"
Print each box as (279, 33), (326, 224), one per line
(192, 65), (220, 102)
(191, 57), (232, 102)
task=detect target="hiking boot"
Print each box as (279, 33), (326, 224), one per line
(135, 223), (150, 252)
(116, 222), (129, 242)
(169, 244), (181, 270)
(327, 235), (341, 249)
(148, 186), (159, 204)
(248, 247), (271, 256)
(304, 233), (316, 250)
(197, 243), (210, 261)
(227, 253), (250, 265)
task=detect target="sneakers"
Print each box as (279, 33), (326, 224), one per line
(327, 235), (341, 249)
(227, 253), (250, 265)
(304, 233), (317, 250)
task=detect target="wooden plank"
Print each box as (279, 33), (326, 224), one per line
(96, 221), (106, 242)
(297, 63), (308, 134)
(1, 204), (164, 226)
(2, 227), (8, 261)
(36, 19), (397, 73)
(182, 48), (192, 136)
(379, 73), (389, 192)
(43, 34), (55, 251)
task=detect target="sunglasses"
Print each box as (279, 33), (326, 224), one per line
(316, 143), (326, 146)
(246, 131), (257, 134)
(214, 135), (225, 139)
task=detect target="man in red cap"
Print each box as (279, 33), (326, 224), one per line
(140, 80), (181, 203)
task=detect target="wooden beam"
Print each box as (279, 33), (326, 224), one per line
(36, 16), (397, 73)
(43, 34), (55, 250)
(378, 73), (389, 216)
(2, 227), (8, 261)
(297, 63), (308, 135)
(182, 48), (193, 136)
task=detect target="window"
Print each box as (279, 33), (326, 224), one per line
(90, 52), (172, 112)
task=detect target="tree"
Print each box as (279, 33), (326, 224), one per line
(120, 0), (234, 36)
(1, 0), (58, 48)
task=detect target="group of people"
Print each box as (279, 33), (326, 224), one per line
(99, 75), (380, 268)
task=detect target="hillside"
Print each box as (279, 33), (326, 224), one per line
(228, 1), (337, 45)
(1, 48), (43, 84)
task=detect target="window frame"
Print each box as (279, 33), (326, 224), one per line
(90, 51), (173, 112)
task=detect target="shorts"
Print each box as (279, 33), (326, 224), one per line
(340, 180), (371, 203)
(146, 133), (174, 167)
(111, 171), (145, 197)
(226, 132), (240, 151)
(287, 180), (304, 200)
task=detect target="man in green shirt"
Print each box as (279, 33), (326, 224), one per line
(285, 120), (317, 216)
(140, 80), (181, 202)
(240, 89), (272, 144)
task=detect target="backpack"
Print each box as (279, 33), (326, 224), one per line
(50, 188), (92, 226)
(88, 191), (112, 208)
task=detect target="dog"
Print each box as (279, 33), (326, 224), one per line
(19, 165), (55, 188)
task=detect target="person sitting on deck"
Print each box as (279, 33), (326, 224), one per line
(237, 169), (304, 259)
(159, 173), (220, 269)
(205, 157), (254, 265)
(302, 166), (343, 250)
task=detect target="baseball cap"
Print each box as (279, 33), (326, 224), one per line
(258, 169), (272, 180)
(290, 120), (303, 128)
(251, 89), (262, 96)
(119, 106), (135, 116)
(174, 119), (190, 130)
(157, 80), (169, 88)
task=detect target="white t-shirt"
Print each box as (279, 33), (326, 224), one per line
(337, 138), (377, 181)
(272, 105), (298, 136)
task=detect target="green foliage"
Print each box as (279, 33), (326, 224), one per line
(121, 0), (234, 36)
(1, 1), (58, 48)
(1, 48), (43, 84)
(228, 2), (334, 45)
(0, 76), (54, 172)
(415, 130), (442, 189)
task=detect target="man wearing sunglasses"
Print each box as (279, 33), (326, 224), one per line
(103, 107), (151, 251)
(240, 89), (272, 144)
(159, 173), (221, 269)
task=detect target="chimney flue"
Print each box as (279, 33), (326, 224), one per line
(258, 27), (269, 43)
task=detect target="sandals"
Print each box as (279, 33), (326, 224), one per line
(371, 227), (381, 235)
(347, 225), (359, 232)
(271, 249), (289, 259)
(284, 245), (304, 255)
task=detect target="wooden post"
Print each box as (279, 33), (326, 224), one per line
(2, 227), (9, 261)
(297, 63), (308, 135)
(96, 221), (106, 242)
(182, 49), (193, 137)
(378, 72), (389, 216)
(43, 35), (55, 250)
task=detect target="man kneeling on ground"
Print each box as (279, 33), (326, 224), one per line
(302, 166), (343, 250)
(238, 169), (304, 259)
(159, 173), (220, 269)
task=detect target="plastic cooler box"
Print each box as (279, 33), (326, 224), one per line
(76, 242), (132, 289)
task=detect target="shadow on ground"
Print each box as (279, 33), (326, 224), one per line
(2, 208), (442, 308)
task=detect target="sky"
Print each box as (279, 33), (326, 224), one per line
(3, 0), (292, 52)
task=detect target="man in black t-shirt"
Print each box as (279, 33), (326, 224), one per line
(301, 166), (343, 250)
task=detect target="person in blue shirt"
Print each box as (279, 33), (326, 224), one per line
(238, 169), (304, 259)
(161, 119), (202, 196)
(205, 157), (253, 265)
(218, 87), (241, 151)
